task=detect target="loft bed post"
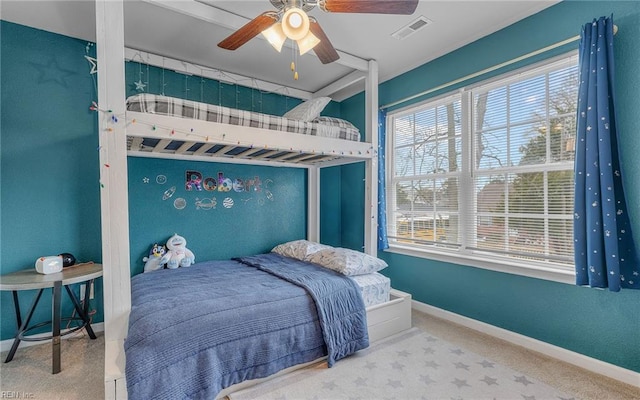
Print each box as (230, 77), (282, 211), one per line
(364, 60), (379, 256)
(96, 0), (131, 396)
(307, 167), (320, 242)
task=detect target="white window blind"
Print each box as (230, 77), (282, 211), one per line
(387, 53), (579, 274)
(389, 94), (462, 247)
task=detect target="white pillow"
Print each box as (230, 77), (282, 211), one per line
(271, 240), (332, 260)
(312, 116), (357, 130)
(283, 97), (331, 122)
(304, 247), (388, 276)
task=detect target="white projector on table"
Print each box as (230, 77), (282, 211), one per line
(35, 256), (63, 274)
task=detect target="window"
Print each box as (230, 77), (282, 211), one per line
(386, 53), (579, 279)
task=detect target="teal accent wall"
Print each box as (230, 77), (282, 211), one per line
(341, 1), (640, 372)
(127, 157), (306, 275)
(334, 93), (367, 251)
(319, 162), (366, 251)
(1, 21), (103, 340)
(320, 166), (342, 247)
(341, 162), (366, 251)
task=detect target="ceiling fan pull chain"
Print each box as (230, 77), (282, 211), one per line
(200, 73), (205, 103)
(292, 41), (299, 80)
(161, 57), (166, 96)
(259, 88), (264, 114)
(184, 74), (189, 100)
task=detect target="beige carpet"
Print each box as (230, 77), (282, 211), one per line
(1, 311), (638, 400)
(0, 330), (104, 400)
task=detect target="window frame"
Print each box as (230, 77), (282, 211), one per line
(384, 52), (579, 284)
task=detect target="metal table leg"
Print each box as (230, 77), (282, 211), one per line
(52, 280), (61, 374)
(5, 289), (44, 363)
(12, 291), (22, 328)
(64, 280), (97, 339)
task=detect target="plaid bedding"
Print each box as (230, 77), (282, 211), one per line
(126, 94), (361, 141)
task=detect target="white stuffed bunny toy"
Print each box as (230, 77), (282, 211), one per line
(160, 233), (195, 269)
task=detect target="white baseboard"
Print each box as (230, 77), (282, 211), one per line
(412, 300), (640, 389)
(0, 322), (104, 353)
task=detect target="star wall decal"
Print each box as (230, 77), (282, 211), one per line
(31, 57), (77, 88)
(84, 55), (98, 74)
(134, 80), (146, 91)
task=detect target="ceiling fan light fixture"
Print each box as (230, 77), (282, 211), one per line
(282, 7), (310, 40)
(261, 22), (287, 52)
(296, 30), (321, 56)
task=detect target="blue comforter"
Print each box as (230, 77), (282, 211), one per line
(125, 253), (369, 399)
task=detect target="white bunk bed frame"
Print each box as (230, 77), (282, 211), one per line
(96, 1), (410, 398)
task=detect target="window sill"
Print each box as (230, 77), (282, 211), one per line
(384, 244), (576, 285)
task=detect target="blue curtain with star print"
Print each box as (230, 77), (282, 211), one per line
(574, 16), (638, 291)
(378, 109), (389, 250)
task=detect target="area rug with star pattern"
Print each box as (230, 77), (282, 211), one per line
(228, 327), (577, 400)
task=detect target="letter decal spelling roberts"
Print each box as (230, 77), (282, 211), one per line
(203, 177), (217, 191)
(218, 172), (233, 192)
(185, 170), (203, 191)
(184, 170), (262, 194)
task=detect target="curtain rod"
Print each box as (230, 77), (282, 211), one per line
(381, 25), (618, 110)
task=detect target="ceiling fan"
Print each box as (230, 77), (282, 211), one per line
(217, 0), (419, 64)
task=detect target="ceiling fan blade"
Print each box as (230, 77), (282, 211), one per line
(319, 0), (418, 15)
(309, 19), (340, 64)
(217, 12), (278, 50)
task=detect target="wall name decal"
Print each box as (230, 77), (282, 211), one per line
(185, 170), (262, 193)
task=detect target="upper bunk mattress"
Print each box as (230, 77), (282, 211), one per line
(126, 94), (361, 142)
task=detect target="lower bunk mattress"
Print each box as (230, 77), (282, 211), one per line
(349, 272), (390, 307)
(124, 253), (369, 400)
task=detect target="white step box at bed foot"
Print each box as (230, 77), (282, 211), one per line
(367, 288), (412, 342)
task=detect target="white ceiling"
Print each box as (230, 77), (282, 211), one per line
(1, 0), (558, 99)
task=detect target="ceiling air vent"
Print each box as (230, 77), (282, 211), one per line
(391, 16), (432, 40)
